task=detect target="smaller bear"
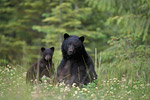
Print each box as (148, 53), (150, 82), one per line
(26, 47), (55, 84)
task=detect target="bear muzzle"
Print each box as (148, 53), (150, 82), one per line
(67, 45), (74, 55)
(67, 51), (74, 55)
(45, 55), (51, 61)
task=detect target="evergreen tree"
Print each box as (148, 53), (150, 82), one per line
(86, 0), (150, 42)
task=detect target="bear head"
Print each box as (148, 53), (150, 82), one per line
(41, 47), (55, 61)
(62, 33), (85, 56)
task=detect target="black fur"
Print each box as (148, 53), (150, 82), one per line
(26, 47), (55, 84)
(57, 33), (97, 87)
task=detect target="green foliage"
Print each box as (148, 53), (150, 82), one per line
(0, 0), (150, 65)
(86, 0), (150, 41)
(99, 35), (150, 82)
(32, 0), (107, 62)
(0, 34), (40, 66)
(0, 0), (51, 65)
(0, 65), (150, 100)
(0, 65), (32, 100)
(0, 35), (25, 64)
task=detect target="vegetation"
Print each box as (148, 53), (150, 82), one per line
(0, 65), (150, 100)
(0, 0), (150, 99)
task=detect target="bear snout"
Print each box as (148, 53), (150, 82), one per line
(45, 55), (51, 60)
(67, 45), (74, 55)
(67, 51), (73, 55)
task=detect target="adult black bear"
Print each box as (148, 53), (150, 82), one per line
(57, 33), (97, 87)
(26, 47), (55, 84)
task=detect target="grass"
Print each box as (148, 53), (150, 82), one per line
(0, 64), (150, 100)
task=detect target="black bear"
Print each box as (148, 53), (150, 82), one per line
(26, 47), (55, 84)
(57, 33), (97, 87)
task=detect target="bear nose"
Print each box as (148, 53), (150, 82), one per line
(68, 45), (74, 55)
(45, 55), (51, 60)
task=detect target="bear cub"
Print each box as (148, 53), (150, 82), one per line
(57, 33), (97, 87)
(26, 47), (55, 83)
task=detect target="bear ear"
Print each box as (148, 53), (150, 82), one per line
(64, 33), (70, 40)
(50, 47), (55, 51)
(41, 47), (45, 52)
(79, 36), (84, 42)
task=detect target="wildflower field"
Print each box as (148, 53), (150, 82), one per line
(0, 65), (150, 100)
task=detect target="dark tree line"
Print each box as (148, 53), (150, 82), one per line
(0, 0), (150, 82)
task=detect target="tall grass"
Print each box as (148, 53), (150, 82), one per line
(0, 61), (150, 100)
